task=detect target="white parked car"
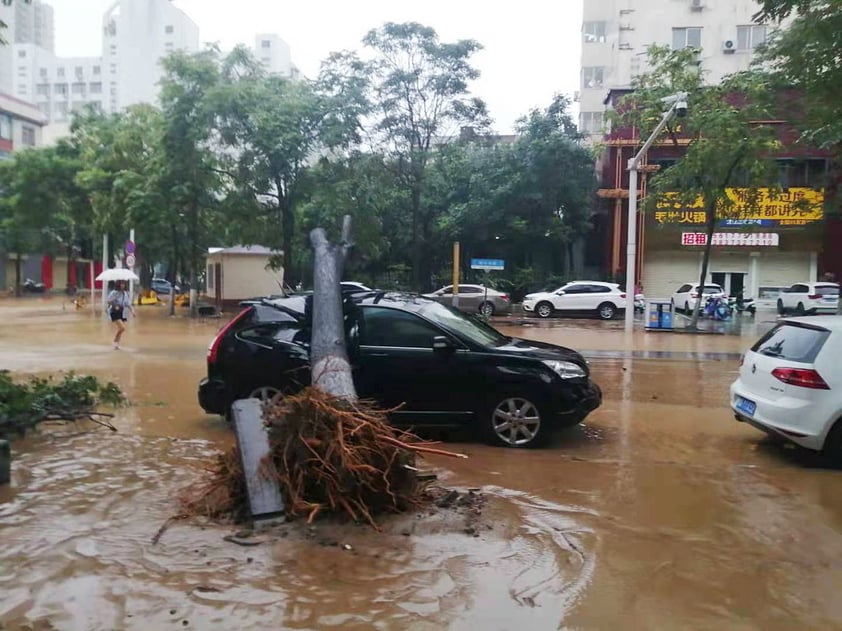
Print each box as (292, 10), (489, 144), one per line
(522, 281), (627, 320)
(670, 282), (726, 314)
(777, 282), (839, 315)
(731, 317), (842, 457)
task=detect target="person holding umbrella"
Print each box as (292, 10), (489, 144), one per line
(107, 280), (135, 349)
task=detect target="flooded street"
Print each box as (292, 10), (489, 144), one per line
(2, 299), (842, 630)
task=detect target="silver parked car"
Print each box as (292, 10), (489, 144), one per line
(423, 284), (511, 317)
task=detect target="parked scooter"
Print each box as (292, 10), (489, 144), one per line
(728, 292), (756, 316)
(22, 278), (46, 293)
(704, 295), (732, 320)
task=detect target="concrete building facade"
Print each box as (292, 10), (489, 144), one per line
(253, 34), (301, 80)
(578, 0), (791, 137)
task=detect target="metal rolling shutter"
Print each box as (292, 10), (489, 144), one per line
(641, 252), (700, 300)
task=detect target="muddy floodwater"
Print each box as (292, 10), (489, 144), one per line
(2, 299), (842, 630)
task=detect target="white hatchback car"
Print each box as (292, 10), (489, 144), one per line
(730, 317), (842, 457)
(777, 282), (839, 315)
(670, 282), (726, 314)
(522, 281), (627, 320)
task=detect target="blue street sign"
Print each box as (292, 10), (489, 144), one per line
(470, 258), (505, 271)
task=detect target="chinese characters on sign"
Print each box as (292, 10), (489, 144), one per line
(680, 232), (780, 247)
(654, 188), (824, 226)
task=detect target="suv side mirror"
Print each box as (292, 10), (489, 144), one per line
(432, 335), (455, 352)
(556, 290), (566, 296)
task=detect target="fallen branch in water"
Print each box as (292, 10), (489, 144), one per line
(0, 371), (126, 439)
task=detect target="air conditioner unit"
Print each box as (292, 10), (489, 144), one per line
(722, 39), (736, 53)
(690, 0), (704, 10)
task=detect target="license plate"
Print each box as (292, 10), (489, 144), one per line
(824, 296), (838, 302)
(735, 396), (756, 417)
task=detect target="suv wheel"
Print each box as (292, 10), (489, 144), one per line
(777, 299), (785, 315)
(479, 301), (495, 317)
(482, 395), (548, 448)
(597, 302), (616, 320)
(248, 386), (282, 403)
(796, 302), (806, 315)
(535, 302), (554, 319)
(684, 301), (690, 315)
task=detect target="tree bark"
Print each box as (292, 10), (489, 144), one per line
(14, 253), (21, 297)
(410, 183), (423, 290)
(690, 202), (717, 329)
(188, 200), (199, 318)
(309, 215), (356, 401)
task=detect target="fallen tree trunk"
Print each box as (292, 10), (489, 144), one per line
(309, 215), (356, 400)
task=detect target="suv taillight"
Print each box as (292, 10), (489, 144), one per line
(502, 294), (510, 302)
(207, 308), (252, 364)
(691, 293), (698, 298)
(772, 367), (830, 390)
(807, 294), (821, 300)
(619, 293), (627, 299)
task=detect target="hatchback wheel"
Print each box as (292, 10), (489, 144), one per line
(479, 301), (495, 317)
(483, 395), (547, 448)
(823, 421), (842, 463)
(535, 302), (554, 319)
(248, 386), (282, 403)
(597, 302), (616, 320)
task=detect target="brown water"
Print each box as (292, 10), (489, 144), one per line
(2, 299), (842, 630)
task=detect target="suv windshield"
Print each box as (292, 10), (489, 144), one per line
(419, 301), (506, 346)
(752, 323), (831, 363)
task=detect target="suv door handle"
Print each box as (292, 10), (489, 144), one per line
(368, 352), (389, 357)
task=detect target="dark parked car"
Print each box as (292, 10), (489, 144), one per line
(198, 292), (602, 448)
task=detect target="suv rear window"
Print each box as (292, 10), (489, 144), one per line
(702, 285), (723, 293)
(751, 323), (831, 364)
(815, 285), (839, 296)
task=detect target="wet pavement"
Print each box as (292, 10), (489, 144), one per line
(1, 298), (842, 630)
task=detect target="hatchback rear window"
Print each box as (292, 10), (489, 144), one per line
(751, 323), (831, 364)
(815, 286), (839, 296)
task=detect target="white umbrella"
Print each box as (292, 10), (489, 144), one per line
(95, 268), (139, 282)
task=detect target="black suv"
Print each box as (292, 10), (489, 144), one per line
(198, 292), (602, 448)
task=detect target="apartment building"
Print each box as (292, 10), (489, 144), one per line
(253, 34), (302, 80)
(578, 0), (789, 137)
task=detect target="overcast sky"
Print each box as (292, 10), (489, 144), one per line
(48, 0), (583, 133)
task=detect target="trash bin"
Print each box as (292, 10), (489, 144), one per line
(646, 300), (674, 331)
(646, 301), (661, 330)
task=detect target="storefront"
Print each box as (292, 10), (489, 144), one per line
(639, 187), (824, 303)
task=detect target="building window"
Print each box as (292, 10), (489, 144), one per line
(93, 65), (101, 75)
(55, 102), (68, 121)
(672, 27), (702, 50)
(580, 111), (604, 133)
(54, 83), (68, 96)
(37, 102), (50, 116)
(737, 25), (767, 50)
(75, 66), (84, 79)
(261, 39), (272, 48)
(110, 64), (117, 74)
(583, 21), (607, 43)
(57, 66), (65, 78)
(36, 83), (49, 96)
(39, 67), (47, 78)
(17, 49), (26, 58)
(165, 42), (174, 51)
(777, 158), (828, 188)
(21, 125), (36, 147)
(582, 66), (604, 88)
(165, 25), (174, 34)
(72, 82), (85, 95)
(0, 115), (12, 140)
(110, 45), (117, 54)
(89, 82), (102, 94)
(261, 57), (270, 66)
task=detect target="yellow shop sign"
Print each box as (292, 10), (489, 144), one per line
(653, 188), (824, 226)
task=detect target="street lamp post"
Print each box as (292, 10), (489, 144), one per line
(624, 92), (688, 333)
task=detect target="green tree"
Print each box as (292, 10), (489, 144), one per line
(362, 22), (489, 289)
(159, 49), (225, 314)
(212, 47), (366, 285)
(612, 46), (779, 327)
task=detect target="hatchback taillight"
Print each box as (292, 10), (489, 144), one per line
(772, 367), (830, 390)
(502, 294), (510, 302)
(208, 307), (252, 364)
